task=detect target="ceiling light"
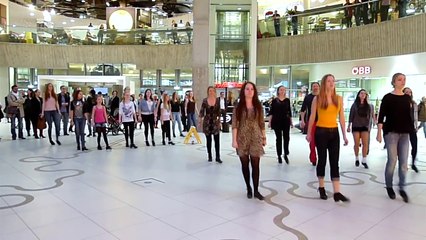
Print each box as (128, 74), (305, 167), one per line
(50, 9), (56, 15)
(151, 8), (157, 12)
(106, 2), (110, 7)
(28, 4), (35, 10)
(237, 7), (241, 10)
(70, 19), (75, 22)
(30, 12), (35, 16)
(62, 21), (67, 25)
(144, 8), (150, 11)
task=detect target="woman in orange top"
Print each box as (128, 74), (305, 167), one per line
(306, 74), (349, 202)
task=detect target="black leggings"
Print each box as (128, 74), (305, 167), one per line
(315, 127), (340, 180)
(206, 133), (220, 158)
(409, 131), (418, 161)
(274, 126), (290, 157)
(239, 155), (261, 193)
(25, 115), (31, 133)
(30, 115), (38, 136)
(123, 121), (135, 145)
(162, 120), (171, 141)
(142, 114), (155, 140)
(96, 126), (109, 147)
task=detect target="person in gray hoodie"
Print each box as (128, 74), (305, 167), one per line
(347, 89), (374, 169)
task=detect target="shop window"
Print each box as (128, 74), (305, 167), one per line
(180, 69), (193, 87)
(68, 63), (85, 75)
(161, 69), (175, 86)
(142, 70), (156, 86)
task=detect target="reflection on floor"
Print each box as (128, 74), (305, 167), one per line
(0, 121), (425, 240)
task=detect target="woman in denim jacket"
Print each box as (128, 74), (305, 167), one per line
(139, 89), (157, 146)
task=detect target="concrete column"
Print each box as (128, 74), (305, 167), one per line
(0, 67), (9, 105)
(139, 69), (143, 87)
(192, 0), (210, 108)
(175, 69), (181, 87)
(156, 69), (162, 94)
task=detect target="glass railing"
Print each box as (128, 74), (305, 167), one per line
(0, 25), (193, 45)
(258, 0), (426, 38)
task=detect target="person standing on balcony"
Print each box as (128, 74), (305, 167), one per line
(361, 0), (370, 24)
(354, 0), (362, 26)
(397, 0), (408, 18)
(380, 0), (391, 21)
(291, 6), (299, 35)
(97, 24), (105, 44)
(272, 10), (281, 37)
(344, 0), (354, 28)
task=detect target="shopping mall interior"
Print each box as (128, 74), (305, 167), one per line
(0, 0), (425, 239)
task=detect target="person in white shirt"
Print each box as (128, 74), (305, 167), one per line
(119, 91), (138, 148)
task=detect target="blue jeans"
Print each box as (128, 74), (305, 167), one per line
(419, 121), (426, 138)
(10, 112), (23, 139)
(187, 112), (197, 129)
(44, 110), (60, 140)
(60, 111), (69, 134)
(172, 112), (182, 135)
(384, 132), (409, 189)
(74, 118), (86, 148)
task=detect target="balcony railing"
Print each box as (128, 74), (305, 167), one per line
(257, 0), (426, 38)
(0, 25), (193, 46)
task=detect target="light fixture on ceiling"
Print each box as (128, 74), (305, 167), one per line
(88, 23), (94, 28)
(28, 4), (35, 10)
(70, 19), (75, 22)
(280, 68), (288, 74)
(50, 9), (56, 15)
(62, 21), (67, 25)
(106, 2), (110, 7)
(30, 12), (35, 16)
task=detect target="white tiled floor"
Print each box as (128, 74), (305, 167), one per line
(0, 120), (425, 240)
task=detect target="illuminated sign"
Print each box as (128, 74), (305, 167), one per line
(215, 82), (244, 88)
(352, 66), (371, 75)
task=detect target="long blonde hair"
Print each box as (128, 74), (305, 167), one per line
(162, 93), (170, 111)
(317, 74), (338, 109)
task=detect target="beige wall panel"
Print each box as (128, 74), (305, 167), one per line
(257, 14), (426, 66)
(0, 43), (192, 69)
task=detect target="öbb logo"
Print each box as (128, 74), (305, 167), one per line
(352, 66), (371, 75)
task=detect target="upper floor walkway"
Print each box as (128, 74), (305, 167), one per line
(0, 11), (425, 69)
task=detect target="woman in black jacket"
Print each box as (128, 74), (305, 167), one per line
(268, 86), (293, 164)
(31, 89), (44, 138)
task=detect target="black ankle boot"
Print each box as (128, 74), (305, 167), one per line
(247, 187), (253, 199)
(208, 154), (213, 162)
(254, 192), (264, 200)
(318, 187), (328, 200)
(333, 192), (350, 202)
(145, 140), (150, 146)
(412, 164), (419, 173)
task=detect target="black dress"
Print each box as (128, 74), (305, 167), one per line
(269, 97), (292, 157)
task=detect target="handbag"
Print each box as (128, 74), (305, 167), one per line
(37, 116), (47, 130)
(6, 106), (18, 116)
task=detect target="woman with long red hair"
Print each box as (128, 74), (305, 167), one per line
(232, 82), (266, 200)
(306, 74), (349, 202)
(41, 83), (62, 146)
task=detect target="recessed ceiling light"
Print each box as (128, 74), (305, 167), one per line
(237, 7), (241, 10)
(28, 4), (35, 10)
(30, 12), (35, 16)
(62, 21), (67, 24)
(70, 19), (75, 22)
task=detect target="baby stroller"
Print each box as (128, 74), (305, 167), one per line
(107, 114), (123, 135)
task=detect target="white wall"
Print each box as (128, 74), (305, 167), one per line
(0, 67), (9, 105)
(308, 52), (426, 81)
